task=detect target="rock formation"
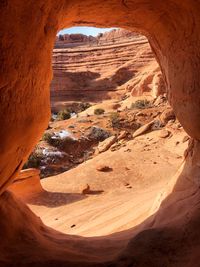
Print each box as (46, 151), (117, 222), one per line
(1, 1), (200, 266)
(55, 33), (96, 48)
(51, 29), (162, 107)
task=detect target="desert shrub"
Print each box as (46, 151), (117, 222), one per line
(109, 112), (121, 128)
(49, 137), (63, 148)
(79, 102), (91, 111)
(94, 108), (105, 115)
(23, 148), (43, 169)
(131, 99), (151, 109)
(57, 109), (71, 120)
(42, 132), (53, 143)
(86, 126), (110, 141)
(42, 132), (65, 147)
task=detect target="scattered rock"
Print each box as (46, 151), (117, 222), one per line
(153, 95), (166, 106)
(118, 130), (128, 140)
(132, 121), (154, 138)
(98, 135), (117, 153)
(70, 224), (76, 228)
(124, 148), (132, 152)
(151, 120), (163, 130)
(177, 123), (182, 129)
(159, 129), (170, 138)
(96, 165), (112, 172)
(77, 119), (92, 123)
(160, 108), (175, 124)
(68, 125), (75, 129)
(182, 135), (190, 143)
(112, 103), (121, 110)
(82, 184), (90, 194)
(136, 111), (145, 117)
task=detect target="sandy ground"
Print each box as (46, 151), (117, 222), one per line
(28, 127), (188, 238)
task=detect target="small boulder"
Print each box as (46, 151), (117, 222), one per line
(153, 94), (166, 106)
(159, 129), (170, 138)
(118, 131), (128, 141)
(132, 121), (154, 138)
(96, 165), (112, 172)
(182, 135), (190, 143)
(160, 108), (175, 124)
(82, 184), (90, 194)
(98, 135), (117, 153)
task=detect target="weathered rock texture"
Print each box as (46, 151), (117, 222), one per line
(51, 29), (161, 105)
(1, 1), (200, 266)
(55, 33), (96, 48)
(8, 168), (43, 199)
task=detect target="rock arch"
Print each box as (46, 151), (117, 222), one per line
(1, 1), (200, 266)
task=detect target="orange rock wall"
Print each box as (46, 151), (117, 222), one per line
(1, 1), (200, 266)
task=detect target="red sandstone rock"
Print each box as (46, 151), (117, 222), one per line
(1, 1), (200, 267)
(96, 165), (112, 172)
(97, 135), (117, 153)
(159, 129), (170, 138)
(51, 29), (161, 105)
(81, 184), (90, 194)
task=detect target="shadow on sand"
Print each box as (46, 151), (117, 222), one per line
(27, 191), (87, 208)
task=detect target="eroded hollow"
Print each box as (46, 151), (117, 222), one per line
(12, 27), (172, 240)
(1, 1), (200, 266)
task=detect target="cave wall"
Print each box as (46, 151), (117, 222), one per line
(0, 0), (200, 266)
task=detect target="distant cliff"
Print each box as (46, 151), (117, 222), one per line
(51, 29), (164, 107)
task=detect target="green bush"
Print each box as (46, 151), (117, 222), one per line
(49, 138), (63, 148)
(42, 132), (53, 143)
(23, 148), (43, 169)
(131, 99), (151, 109)
(79, 102), (91, 111)
(109, 112), (121, 128)
(57, 109), (71, 120)
(94, 108), (105, 115)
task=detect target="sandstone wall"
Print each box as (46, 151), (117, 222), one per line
(51, 30), (160, 106)
(1, 1), (200, 266)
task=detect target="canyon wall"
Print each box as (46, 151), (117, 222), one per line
(55, 33), (96, 48)
(51, 29), (162, 107)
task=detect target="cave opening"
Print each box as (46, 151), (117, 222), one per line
(8, 25), (186, 242)
(1, 1), (200, 266)
(22, 26), (166, 180)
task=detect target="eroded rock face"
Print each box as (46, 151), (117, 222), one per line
(1, 0), (200, 266)
(51, 29), (158, 104)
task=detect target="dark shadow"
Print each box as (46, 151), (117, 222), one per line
(98, 167), (113, 172)
(27, 191), (87, 208)
(86, 189), (104, 195)
(50, 68), (135, 103)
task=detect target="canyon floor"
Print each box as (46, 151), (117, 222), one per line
(9, 96), (189, 261)
(31, 127), (187, 238)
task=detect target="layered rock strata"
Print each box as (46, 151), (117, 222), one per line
(51, 29), (162, 105)
(1, 1), (200, 266)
